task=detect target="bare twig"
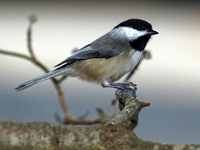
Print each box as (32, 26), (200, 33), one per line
(0, 15), (70, 117)
(0, 49), (49, 72)
(78, 111), (90, 120)
(53, 82), (69, 115)
(27, 25), (37, 62)
(57, 75), (68, 83)
(63, 107), (115, 125)
(27, 16), (70, 116)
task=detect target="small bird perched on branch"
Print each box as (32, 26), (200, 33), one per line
(16, 19), (158, 98)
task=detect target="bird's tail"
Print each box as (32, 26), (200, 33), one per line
(15, 67), (69, 91)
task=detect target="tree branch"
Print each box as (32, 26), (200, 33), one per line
(0, 93), (199, 150)
(107, 92), (150, 130)
(0, 49), (49, 72)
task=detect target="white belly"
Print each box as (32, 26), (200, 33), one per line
(125, 50), (143, 73)
(109, 49), (143, 82)
(74, 49), (143, 83)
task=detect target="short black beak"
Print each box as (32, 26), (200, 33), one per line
(149, 30), (159, 35)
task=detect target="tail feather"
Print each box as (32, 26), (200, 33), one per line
(15, 67), (69, 91)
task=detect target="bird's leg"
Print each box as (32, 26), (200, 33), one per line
(101, 80), (137, 101)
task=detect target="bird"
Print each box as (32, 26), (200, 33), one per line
(16, 19), (158, 98)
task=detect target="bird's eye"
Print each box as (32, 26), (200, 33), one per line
(137, 26), (143, 30)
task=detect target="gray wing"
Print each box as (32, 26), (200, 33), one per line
(55, 33), (127, 68)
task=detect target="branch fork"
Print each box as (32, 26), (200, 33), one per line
(108, 92), (150, 129)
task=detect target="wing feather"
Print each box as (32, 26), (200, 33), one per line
(55, 32), (127, 68)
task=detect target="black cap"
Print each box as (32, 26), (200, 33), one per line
(114, 19), (158, 34)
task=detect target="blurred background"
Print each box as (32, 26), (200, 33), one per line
(0, 0), (200, 144)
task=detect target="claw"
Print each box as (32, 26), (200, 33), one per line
(129, 82), (137, 86)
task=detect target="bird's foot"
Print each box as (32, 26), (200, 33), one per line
(101, 80), (137, 101)
(116, 82), (137, 102)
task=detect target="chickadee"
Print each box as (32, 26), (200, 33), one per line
(16, 19), (158, 97)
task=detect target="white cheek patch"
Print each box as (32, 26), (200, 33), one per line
(120, 27), (148, 40)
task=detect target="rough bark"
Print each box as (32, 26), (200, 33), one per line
(0, 121), (199, 150)
(0, 93), (199, 150)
